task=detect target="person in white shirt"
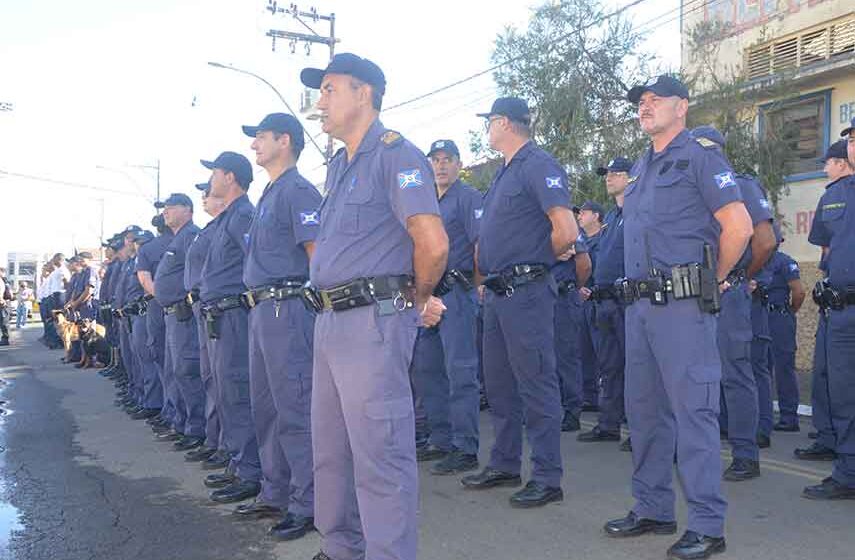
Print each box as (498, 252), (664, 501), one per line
(16, 281), (34, 329)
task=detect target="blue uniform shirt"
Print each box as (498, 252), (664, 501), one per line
(184, 220), (218, 293)
(67, 271), (81, 301)
(154, 222), (201, 306)
(580, 228), (603, 287)
(200, 194), (254, 302)
(123, 256), (145, 303)
(438, 179), (482, 272)
(135, 232), (174, 279)
(593, 205), (625, 286)
(766, 251), (800, 306)
(110, 258), (129, 307)
(624, 129), (743, 279)
(734, 174), (774, 274)
(808, 174), (855, 289)
(478, 141), (571, 274)
(99, 261), (118, 303)
(310, 119), (439, 289)
(550, 235), (589, 284)
(243, 167), (322, 289)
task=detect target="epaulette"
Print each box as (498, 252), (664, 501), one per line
(381, 130), (402, 146)
(695, 137), (718, 149)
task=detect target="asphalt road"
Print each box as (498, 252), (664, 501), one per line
(0, 325), (852, 560)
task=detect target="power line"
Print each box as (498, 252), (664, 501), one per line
(381, 0), (651, 113)
(0, 169), (148, 198)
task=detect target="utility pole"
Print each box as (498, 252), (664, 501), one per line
(265, 1), (338, 161)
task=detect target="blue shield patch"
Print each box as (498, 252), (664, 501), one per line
(474, 208), (483, 220)
(714, 172), (736, 189)
(300, 211), (320, 225)
(545, 176), (563, 189)
(397, 169), (424, 189)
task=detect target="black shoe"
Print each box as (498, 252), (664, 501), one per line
(604, 511), (677, 538)
(620, 437), (633, 452)
(185, 446), (217, 463)
(802, 477), (855, 500)
(312, 553), (333, 560)
(577, 426), (620, 442)
(154, 429), (182, 442)
(416, 444), (450, 462)
(808, 431), (818, 440)
(202, 451), (231, 471)
(561, 411), (580, 432)
(723, 458), (760, 481)
(146, 415), (167, 426)
(757, 433), (771, 449)
(116, 396), (135, 407)
(479, 393), (489, 411)
(461, 467), (521, 490)
(173, 435), (204, 451)
(509, 480), (563, 508)
(211, 480), (261, 504)
(430, 450), (478, 475)
(667, 530), (726, 559)
(232, 499), (282, 519)
(130, 407), (160, 420)
(773, 421), (800, 432)
(204, 472), (237, 489)
(581, 401), (599, 412)
(269, 512), (316, 541)
(124, 404), (144, 415)
(794, 442), (836, 461)
(151, 423), (173, 435)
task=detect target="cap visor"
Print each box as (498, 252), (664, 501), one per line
(840, 126), (854, 137)
(627, 85), (648, 104)
(241, 125), (261, 138)
(571, 205), (581, 213)
(194, 182), (209, 191)
(475, 112), (493, 118)
(200, 159), (216, 170)
(153, 201), (166, 209)
(300, 68), (325, 89)
(596, 167), (608, 176)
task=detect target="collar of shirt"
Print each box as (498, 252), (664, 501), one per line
(643, 128), (691, 164)
(437, 179), (462, 201)
(826, 174), (854, 190)
(260, 166), (298, 202)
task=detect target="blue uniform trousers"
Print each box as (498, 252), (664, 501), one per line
(751, 297), (774, 437)
(164, 312), (205, 438)
(410, 284), (480, 455)
(194, 301), (221, 451)
(768, 308), (799, 426)
(482, 280), (563, 487)
(205, 306), (261, 482)
(248, 298), (315, 515)
(818, 307), (855, 486)
(146, 301), (177, 424)
(594, 298), (625, 432)
(625, 299), (727, 538)
(118, 319), (141, 403)
(811, 313), (835, 449)
(312, 305), (420, 560)
(580, 300), (599, 405)
(717, 285), (759, 461)
(555, 289), (583, 417)
(130, 314), (163, 410)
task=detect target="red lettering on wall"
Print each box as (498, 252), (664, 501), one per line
(795, 211), (816, 235)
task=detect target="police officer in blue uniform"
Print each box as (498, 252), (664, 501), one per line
(795, 139), (852, 462)
(460, 97), (578, 509)
(604, 76), (753, 560)
(690, 126), (777, 481)
(198, 151), (262, 505)
(235, 112), (321, 540)
(301, 53), (447, 560)
(578, 157), (631, 449)
(153, 193), (206, 454)
(576, 201), (605, 410)
(552, 232), (591, 432)
(182, 184), (230, 468)
(109, 231), (137, 398)
(410, 138), (484, 475)
(766, 246), (805, 432)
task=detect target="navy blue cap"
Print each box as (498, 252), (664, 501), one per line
(108, 238), (124, 251)
(426, 139), (460, 158)
(77, 251), (93, 259)
(572, 200), (606, 220)
(300, 53), (386, 95)
(242, 113), (305, 154)
(823, 139), (849, 161)
(154, 193), (193, 209)
(123, 225), (142, 234)
(131, 230), (155, 244)
(691, 126), (726, 148)
(200, 151), (253, 189)
(596, 156), (634, 175)
(194, 181), (209, 192)
(628, 75), (690, 104)
(477, 97), (531, 125)
(66, 255), (81, 264)
(840, 117), (855, 137)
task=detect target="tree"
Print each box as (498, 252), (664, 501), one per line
(469, 0), (658, 206)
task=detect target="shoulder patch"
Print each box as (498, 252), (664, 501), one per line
(381, 131), (402, 145)
(696, 137), (718, 149)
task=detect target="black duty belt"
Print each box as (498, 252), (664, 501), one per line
(752, 284), (769, 302)
(726, 268), (747, 286)
(616, 261), (720, 314)
(201, 295), (245, 316)
(303, 275), (414, 314)
(767, 303), (792, 314)
(590, 284), (619, 302)
(434, 270), (475, 296)
(557, 280), (577, 295)
(243, 281), (306, 309)
(813, 280), (855, 313)
(483, 264), (548, 297)
(186, 289), (200, 305)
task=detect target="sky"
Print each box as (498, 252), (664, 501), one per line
(0, 0), (682, 260)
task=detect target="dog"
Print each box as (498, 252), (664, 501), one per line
(78, 318), (109, 368)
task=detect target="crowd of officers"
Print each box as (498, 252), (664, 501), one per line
(31, 54), (855, 560)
